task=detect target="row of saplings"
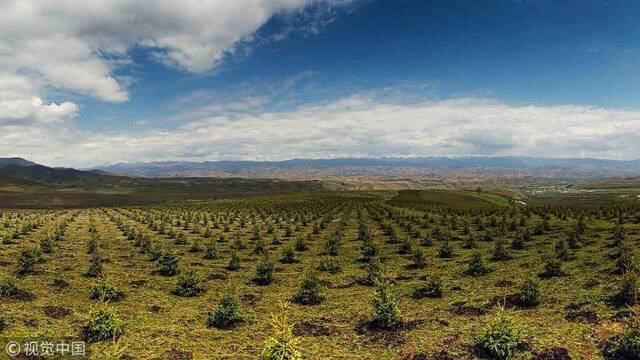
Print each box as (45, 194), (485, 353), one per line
(0, 213), (529, 359)
(6, 218), (636, 360)
(4, 261), (640, 359)
(3, 212), (640, 358)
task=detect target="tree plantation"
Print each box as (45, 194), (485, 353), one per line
(1, 191), (639, 359)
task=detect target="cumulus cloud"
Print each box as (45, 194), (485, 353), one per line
(2, 1), (637, 168)
(4, 96), (640, 167)
(0, 0), (348, 105)
(0, 0), (350, 138)
(0, 97), (78, 125)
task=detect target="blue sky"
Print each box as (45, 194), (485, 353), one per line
(81, 0), (640, 130)
(2, 0), (640, 166)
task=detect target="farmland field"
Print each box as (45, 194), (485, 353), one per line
(1, 190), (639, 359)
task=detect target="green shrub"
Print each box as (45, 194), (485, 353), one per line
(412, 277), (442, 299)
(136, 235), (151, 253)
(85, 252), (103, 278)
(462, 234), (477, 249)
(207, 293), (242, 329)
(438, 241), (453, 258)
(85, 307), (124, 342)
(174, 269), (204, 297)
(251, 226), (261, 240)
(1, 234), (13, 245)
(518, 279), (541, 307)
(510, 235), (524, 250)
(87, 236), (99, 254)
(566, 231), (581, 249)
(398, 238), (413, 254)
(463, 222), (471, 234)
(532, 222), (545, 236)
(482, 232), (494, 242)
(159, 251), (180, 276)
(317, 256), (341, 274)
(292, 270), (324, 305)
(421, 234), (433, 247)
(0, 274), (19, 297)
(387, 230), (399, 244)
(148, 244), (163, 261)
(615, 271), (639, 306)
(279, 247), (297, 264)
(575, 218), (586, 235)
(324, 237), (341, 256)
(492, 239), (511, 261)
(254, 256), (275, 286)
(554, 239), (569, 260)
(262, 303), (301, 360)
(361, 242), (379, 262)
(40, 236), (54, 254)
(16, 248), (39, 275)
(90, 280), (122, 302)
(611, 224), (626, 246)
(542, 258), (564, 278)
(617, 240), (636, 274)
(618, 323), (640, 358)
(410, 248), (427, 268)
(174, 235), (188, 245)
(227, 251), (241, 271)
(466, 252), (490, 276)
(478, 311), (522, 360)
(371, 278), (400, 329)
(189, 240), (202, 253)
(203, 241), (219, 259)
(359, 258), (383, 286)
(294, 237), (307, 252)
(231, 237), (245, 250)
(254, 238), (268, 255)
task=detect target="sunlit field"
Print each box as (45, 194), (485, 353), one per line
(1, 191), (639, 359)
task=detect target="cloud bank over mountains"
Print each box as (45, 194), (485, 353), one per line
(4, 95), (640, 167)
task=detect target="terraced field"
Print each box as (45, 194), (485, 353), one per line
(0, 191), (639, 359)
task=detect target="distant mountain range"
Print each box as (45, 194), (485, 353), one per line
(95, 156), (640, 179)
(3, 156), (640, 189)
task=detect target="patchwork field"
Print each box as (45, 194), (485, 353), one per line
(0, 191), (639, 359)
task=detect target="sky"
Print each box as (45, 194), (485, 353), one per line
(2, 0), (640, 167)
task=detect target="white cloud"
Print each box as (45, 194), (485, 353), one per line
(4, 96), (640, 167)
(2, 2), (637, 167)
(0, 97), (78, 126)
(0, 0), (355, 165)
(0, 0), (347, 105)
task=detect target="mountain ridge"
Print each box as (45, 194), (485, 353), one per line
(95, 156), (640, 179)
(0, 158), (122, 186)
(0, 157), (38, 169)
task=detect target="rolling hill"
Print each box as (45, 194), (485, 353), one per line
(0, 158), (121, 186)
(0, 158), (325, 207)
(0, 157), (37, 169)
